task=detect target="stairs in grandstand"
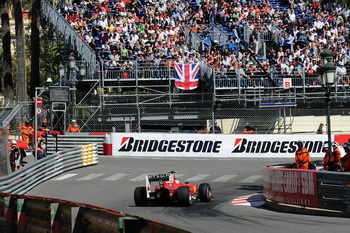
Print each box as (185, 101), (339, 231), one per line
(40, 0), (96, 74)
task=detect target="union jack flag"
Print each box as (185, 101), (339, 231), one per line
(174, 63), (200, 90)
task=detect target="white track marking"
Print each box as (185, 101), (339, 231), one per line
(212, 175), (238, 182)
(52, 173), (78, 180)
(103, 173), (129, 181)
(231, 193), (265, 207)
(185, 174), (210, 182)
(239, 175), (262, 183)
(131, 174), (148, 181)
(76, 173), (104, 180)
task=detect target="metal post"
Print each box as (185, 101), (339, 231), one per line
(326, 85), (333, 167)
(34, 88), (38, 161)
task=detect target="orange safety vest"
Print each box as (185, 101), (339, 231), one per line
(243, 127), (254, 134)
(323, 148), (341, 169)
(18, 125), (34, 136)
(67, 124), (81, 133)
(341, 151), (350, 172)
(295, 147), (311, 169)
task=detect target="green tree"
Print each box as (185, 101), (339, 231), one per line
(30, 0), (40, 99)
(12, 0), (27, 102)
(0, 0), (14, 105)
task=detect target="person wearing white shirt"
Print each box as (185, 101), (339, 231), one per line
(289, 10), (296, 22)
(85, 32), (93, 43)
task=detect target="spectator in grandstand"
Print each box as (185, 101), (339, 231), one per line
(202, 34), (211, 55)
(341, 143), (350, 172)
(336, 63), (348, 85)
(295, 30), (309, 49)
(66, 120), (81, 133)
(237, 66), (250, 88)
(295, 140), (311, 169)
(316, 123), (324, 134)
(209, 121), (222, 134)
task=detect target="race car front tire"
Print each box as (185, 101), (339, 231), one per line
(177, 186), (192, 206)
(198, 183), (212, 202)
(134, 187), (148, 206)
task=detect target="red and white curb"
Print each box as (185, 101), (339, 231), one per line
(231, 193), (265, 207)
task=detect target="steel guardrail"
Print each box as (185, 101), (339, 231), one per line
(1, 144), (98, 195)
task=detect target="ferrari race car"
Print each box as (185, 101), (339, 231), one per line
(134, 171), (213, 206)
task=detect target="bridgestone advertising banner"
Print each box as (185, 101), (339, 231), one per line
(106, 133), (349, 157)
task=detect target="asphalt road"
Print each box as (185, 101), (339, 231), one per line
(27, 156), (349, 233)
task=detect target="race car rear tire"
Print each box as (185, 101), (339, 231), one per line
(134, 187), (147, 206)
(177, 186), (192, 206)
(198, 183), (212, 202)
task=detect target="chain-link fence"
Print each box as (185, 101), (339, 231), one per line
(66, 92), (350, 135)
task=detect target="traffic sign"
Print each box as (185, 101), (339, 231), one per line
(36, 107), (43, 115)
(36, 97), (43, 106)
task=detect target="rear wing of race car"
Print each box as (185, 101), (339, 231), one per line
(145, 173), (176, 198)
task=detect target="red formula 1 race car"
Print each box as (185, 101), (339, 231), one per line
(134, 171), (213, 206)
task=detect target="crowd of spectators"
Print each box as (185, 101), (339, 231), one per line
(58, 0), (350, 87)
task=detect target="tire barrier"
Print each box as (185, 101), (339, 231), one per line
(263, 164), (350, 213)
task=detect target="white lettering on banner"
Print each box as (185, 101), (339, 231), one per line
(263, 167), (318, 207)
(272, 170), (283, 192)
(267, 170), (315, 195)
(301, 172), (314, 195)
(109, 133), (341, 157)
(283, 171), (298, 194)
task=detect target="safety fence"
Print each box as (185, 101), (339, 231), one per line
(263, 164), (350, 213)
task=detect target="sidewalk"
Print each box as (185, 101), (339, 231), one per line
(264, 199), (350, 218)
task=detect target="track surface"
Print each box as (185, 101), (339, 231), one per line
(28, 156), (348, 233)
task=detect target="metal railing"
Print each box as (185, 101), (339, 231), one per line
(184, 25), (204, 52)
(317, 171), (350, 212)
(1, 144), (98, 194)
(212, 25), (229, 45)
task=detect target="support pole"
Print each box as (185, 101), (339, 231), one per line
(326, 85), (333, 170)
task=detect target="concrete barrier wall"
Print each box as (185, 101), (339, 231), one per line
(0, 193), (190, 233)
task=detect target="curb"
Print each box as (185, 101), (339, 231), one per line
(264, 199), (350, 218)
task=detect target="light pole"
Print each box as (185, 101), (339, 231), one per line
(59, 57), (86, 122)
(34, 77), (53, 161)
(319, 48), (336, 170)
(58, 64), (65, 86)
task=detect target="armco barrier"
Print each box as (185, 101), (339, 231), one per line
(2, 144), (189, 232)
(263, 165), (350, 213)
(1, 144), (98, 194)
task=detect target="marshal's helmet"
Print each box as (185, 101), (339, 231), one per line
(343, 143), (350, 151)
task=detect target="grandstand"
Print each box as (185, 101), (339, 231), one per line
(39, 0), (350, 134)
